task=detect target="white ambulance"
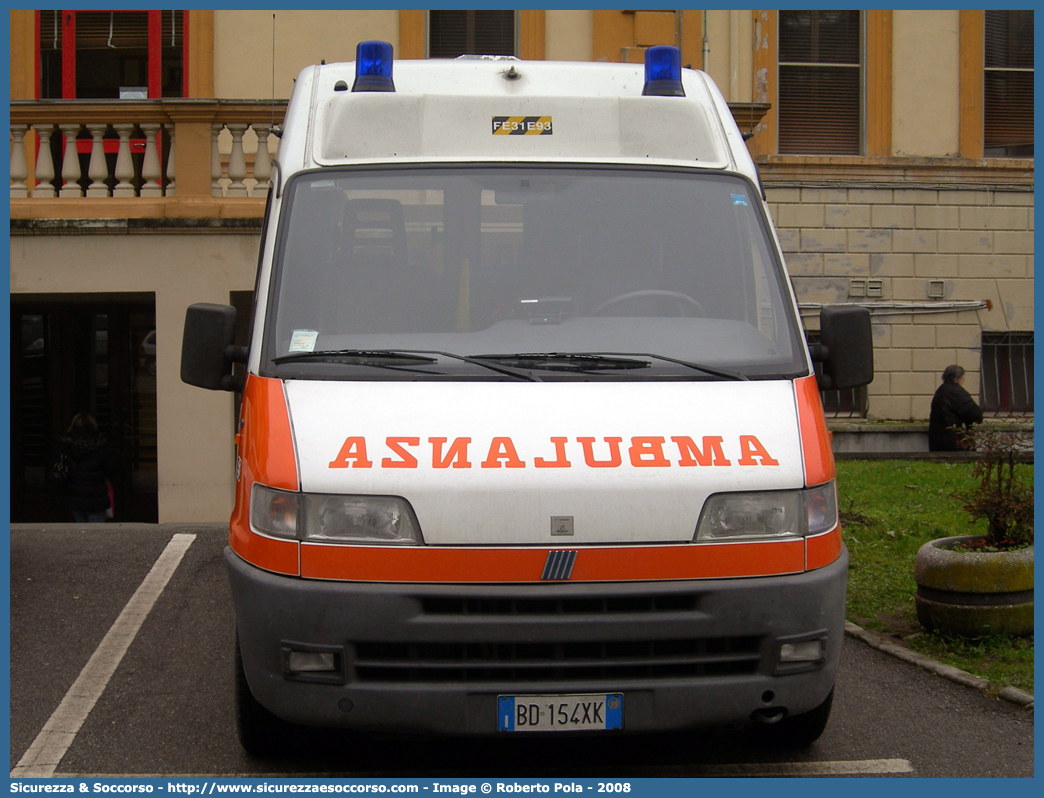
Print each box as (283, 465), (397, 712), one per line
(182, 42), (873, 756)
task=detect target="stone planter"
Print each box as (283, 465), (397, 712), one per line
(914, 535), (1034, 637)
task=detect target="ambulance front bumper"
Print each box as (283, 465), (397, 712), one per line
(227, 545), (847, 735)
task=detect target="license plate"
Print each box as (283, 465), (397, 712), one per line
(498, 693), (622, 732)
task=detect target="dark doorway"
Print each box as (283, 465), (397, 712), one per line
(11, 294), (158, 523)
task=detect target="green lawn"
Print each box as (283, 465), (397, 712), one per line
(835, 459), (1034, 693)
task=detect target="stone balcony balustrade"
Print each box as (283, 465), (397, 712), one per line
(10, 101), (777, 222)
(10, 99), (288, 219)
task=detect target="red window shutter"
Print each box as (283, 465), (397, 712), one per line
(37, 10), (184, 100)
(69, 10), (149, 49)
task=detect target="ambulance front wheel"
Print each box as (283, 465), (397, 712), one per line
(235, 633), (297, 758)
(750, 686), (834, 748)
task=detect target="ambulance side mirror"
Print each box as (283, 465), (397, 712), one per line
(813, 305), (874, 390)
(181, 303), (247, 392)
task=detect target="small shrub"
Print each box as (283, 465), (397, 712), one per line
(955, 427), (1033, 549)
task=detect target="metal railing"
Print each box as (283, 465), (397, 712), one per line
(980, 331), (1034, 413)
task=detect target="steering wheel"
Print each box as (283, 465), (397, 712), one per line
(592, 289), (705, 317)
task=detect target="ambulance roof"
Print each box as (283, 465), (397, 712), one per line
(277, 56), (757, 181)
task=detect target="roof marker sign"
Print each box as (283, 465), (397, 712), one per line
(492, 116), (553, 135)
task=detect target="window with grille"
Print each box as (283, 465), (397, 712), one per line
(429, 10), (515, 59)
(778, 10), (862, 155)
(980, 332), (1034, 413)
(984, 10), (1033, 157)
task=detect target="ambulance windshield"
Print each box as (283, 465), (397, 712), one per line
(264, 166), (806, 380)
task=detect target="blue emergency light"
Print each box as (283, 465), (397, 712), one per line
(642, 45), (685, 97)
(352, 40), (395, 93)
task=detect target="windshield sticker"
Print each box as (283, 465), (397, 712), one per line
(731, 193), (749, 206)
(492, 116), (553, 135)
(288, 329), (319, 353)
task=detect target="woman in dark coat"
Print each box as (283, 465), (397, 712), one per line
(928, 365), (984, 451)
(58, 412), (113, 522)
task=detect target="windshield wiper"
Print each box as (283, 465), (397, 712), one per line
(474, 352), (748, 380)
(272, 349), (740, 380)
(472, 353), (651, 372)
(273, 349), (438, 366)
(427, 351), (542, 382)
(273, 349), (541, 381)
(625, 352), (748, 381)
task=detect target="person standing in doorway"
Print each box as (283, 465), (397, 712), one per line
(928, 365), (984, 451)
(58, 411), (113, 522)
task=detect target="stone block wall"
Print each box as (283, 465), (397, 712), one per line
(765, 184), (1034, 421)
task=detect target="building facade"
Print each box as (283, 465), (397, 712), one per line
(9, 9), (1033, 523)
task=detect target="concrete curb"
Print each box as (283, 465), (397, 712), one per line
(845, 621), (1034, 711)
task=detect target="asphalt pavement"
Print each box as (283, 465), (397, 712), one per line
(9, 522), (1035, 778)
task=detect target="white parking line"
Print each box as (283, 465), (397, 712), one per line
(699, 758), (915, 777)
(54, 759), (916, 779)
(11, 533), (197, 779)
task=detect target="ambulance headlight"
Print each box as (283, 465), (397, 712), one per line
(251, 485), (423, 545)
(695, 482), (837, 541)
(251, 485), (300, 539)
(303, 494), (422, 544)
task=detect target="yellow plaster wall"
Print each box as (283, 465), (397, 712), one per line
(213, 10), (399, 99)
(546, 10), (592, 62)
(892, 10), (961, 157)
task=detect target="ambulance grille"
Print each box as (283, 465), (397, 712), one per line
(419, 594), (700, 615)
(351, 637), (761, 684)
